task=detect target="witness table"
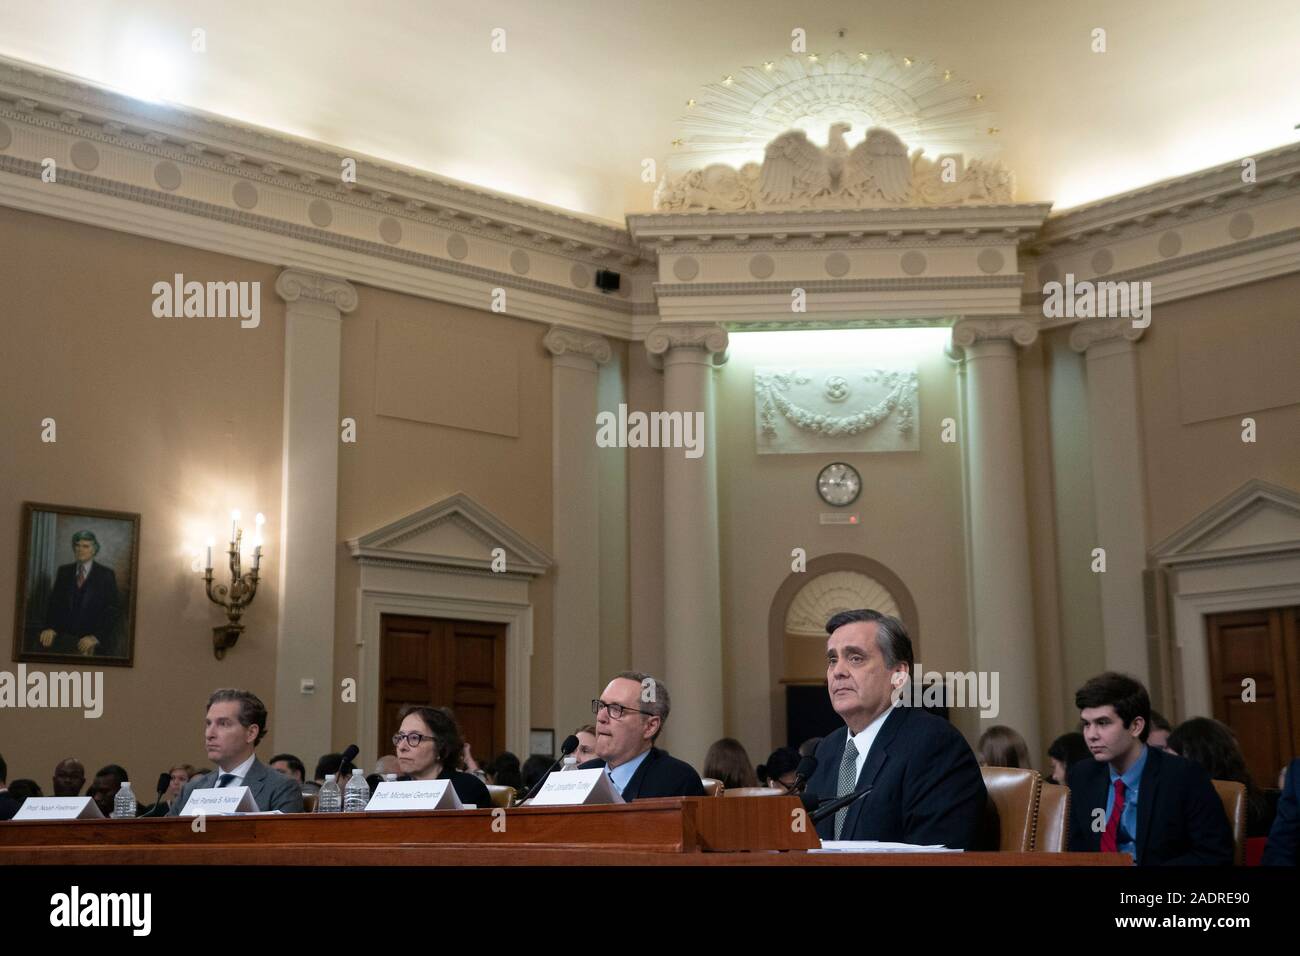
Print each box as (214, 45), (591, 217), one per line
(0, 797), (1128, 866)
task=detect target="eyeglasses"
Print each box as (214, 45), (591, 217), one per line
(392, 732), (435, 748)
(592, 699), (654, 720)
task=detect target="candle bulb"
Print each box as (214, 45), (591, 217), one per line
(206, 539), (214, 571)
(231, 510), (240, 544)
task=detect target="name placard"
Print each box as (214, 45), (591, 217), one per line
(366, 779), (463, 811)
(13, 796), (104, 820)
(529, 768), (625, 806)
(179, 786), (258, 816)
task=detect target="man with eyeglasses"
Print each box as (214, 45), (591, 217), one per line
(578, 671), (705, 800)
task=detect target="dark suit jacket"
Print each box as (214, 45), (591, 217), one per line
(0, 791), (20, 820)
(1067, 745), (1232, 865)
(167, 757), (305, 814)
(1262, 757), (1300, 866)
(579, 747), (705, 800)
(438, 768), (492, 807)
(804, 705), (987, 849)
(41, 561), (120, 656)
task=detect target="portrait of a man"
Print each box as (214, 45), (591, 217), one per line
(14, 503), (139, 666)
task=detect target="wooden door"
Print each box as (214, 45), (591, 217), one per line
(379, 614), (507, 763)
(1205, 607), (1300, 785)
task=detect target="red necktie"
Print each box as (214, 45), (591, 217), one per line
(76, 566), (86, 589)
(1100, 779), (1127, 852)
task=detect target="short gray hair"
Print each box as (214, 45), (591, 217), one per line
(613, 670), (670, 740)
(825, 609), (913, 673)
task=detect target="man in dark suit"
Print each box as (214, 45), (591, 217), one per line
(37, 530), (120, 657)
(168, 689), (304, 814)
(1067, 672), (1232, 865)
(803, 609), (986, 848)
(578, 671), (705, 800)
(1262, 757), (1299, 865)
(0, 754), (21, 821)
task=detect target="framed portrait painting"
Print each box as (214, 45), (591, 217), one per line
(13, 502), (141, 667)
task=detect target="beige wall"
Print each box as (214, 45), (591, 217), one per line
(716, 330), (973, 765)
(1137, 273), (1300, 543)
(330, 285), (554, 757)
(0, 205), (286, 787)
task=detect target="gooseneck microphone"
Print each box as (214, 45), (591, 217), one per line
(520, 735), (579, 802)
(337, 743), (359, 777)
(789, 755), (817, 793)
(810, 784), (874, 825)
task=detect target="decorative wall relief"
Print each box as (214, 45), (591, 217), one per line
(755, 366), (919, 454)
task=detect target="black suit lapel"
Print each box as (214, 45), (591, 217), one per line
(842, 707), (905, 837)
(243, 758), (266, 803)
(623, 748), (656, 800)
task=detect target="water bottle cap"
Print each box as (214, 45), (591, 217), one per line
(324, 773), (335, 782)
(120, 781), (132, 790)
(384, 774), (397, 781)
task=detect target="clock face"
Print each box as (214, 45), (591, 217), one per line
(817, 462), (861, 507)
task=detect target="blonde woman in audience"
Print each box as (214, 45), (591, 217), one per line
(702, 737), (759, 790)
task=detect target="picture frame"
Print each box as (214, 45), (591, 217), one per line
(13, 501), (141, 667)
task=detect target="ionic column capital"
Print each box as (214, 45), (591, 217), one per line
(951, 316), (1039, 350)
(1069, 317), (1146, 354)
(644, 323), (729, 368)
(275, 268), (358, 313)
(543, 325), (613, 366)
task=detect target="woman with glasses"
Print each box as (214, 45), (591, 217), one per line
(392, 704), (492, 808)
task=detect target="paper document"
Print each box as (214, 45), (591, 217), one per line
(812, 840), (962, 853)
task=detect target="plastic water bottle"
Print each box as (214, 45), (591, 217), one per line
(111, 781), (137, 819)
(343, 771), (370, 812)
(317, 773), (341, 812)
(560, 755), (579, 771)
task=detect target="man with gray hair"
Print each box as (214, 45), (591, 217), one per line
(803, 609), (986, 848)
(578, 671), (704, 800)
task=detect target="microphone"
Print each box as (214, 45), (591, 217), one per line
(337, 743), (359, 778)
(155, 772), (170, 797)
(811, 784), (874, 826)
(520, 735), (579, 802)
(789, 755), (817, 793)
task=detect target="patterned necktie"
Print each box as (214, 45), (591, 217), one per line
(76, 566), (86, 589)
(217, 773), (236, 789)
(1100, 779), (1127, 852)
(833, 738), (860, 839)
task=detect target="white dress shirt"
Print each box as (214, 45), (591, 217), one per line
(214, 753), (257, 788)
(846, 706), (892, 784)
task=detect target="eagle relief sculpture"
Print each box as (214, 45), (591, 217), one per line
(653, 123), (1014, 212)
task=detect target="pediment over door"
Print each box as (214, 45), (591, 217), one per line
(1153, 480), (1300, 566)
(346, 492), (553, 577)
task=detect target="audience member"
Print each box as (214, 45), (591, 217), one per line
(139, 763), (194, 817)
(1047, 732), (1090, 785)
(269, 754), (306, 784)
(703, 737), (759, 790)
(1147, 710), (1173, 752)
(0, 754), (20, 820)
(521, 754), (554, 793)
(1168, 717), (1274, 837)
(757, 747), (801, 792)
(1263, 757), (1299, 866)
(487, 752), (523, 794)
(572, 724), (598, 765)
(977, 725), (1032, 769)
(52, 757), (85, 797)
(88, 764), (129, 818)
(8, 779), (42, 805)
(1067, 672), (1231, 865)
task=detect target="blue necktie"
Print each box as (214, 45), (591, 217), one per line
(217, 773), (236, 788)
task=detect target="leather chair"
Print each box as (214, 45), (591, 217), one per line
(1212, 779), (1246, 865)
(980, 767), (1041, 851)
(700, 778), (724, 797)
(1034, 782), (1070, 851)
(487, 784), (515, 809)
(722, 787), (785, 797)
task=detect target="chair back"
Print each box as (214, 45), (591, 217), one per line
(1033, 782), (1070, 851)
(1212, 779), (1246, 865)
(487, 784), (515, 809)
(980, 767), (1041, 851)
(722, 787), (785, 797)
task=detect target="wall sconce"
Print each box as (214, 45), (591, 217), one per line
(204, 510), (263, 659)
